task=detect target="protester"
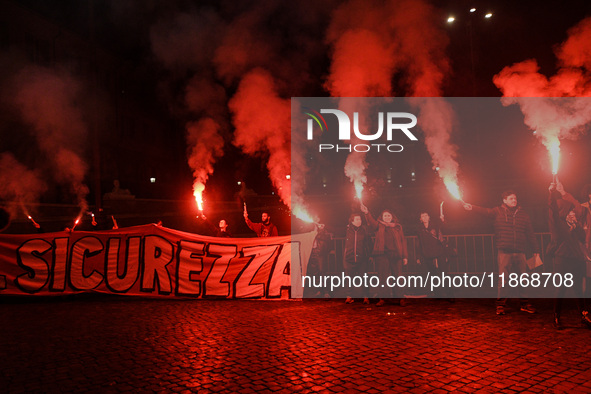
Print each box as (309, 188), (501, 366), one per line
(91, 208), (117, 231)
(307, 223), (333, 297)
(244, 209), (278, 237)
(548, 181), (591, 329)
(463, 190), (539, 315)
(580, 184), (591, 254)
(361, 203), (408, 307)
(417, 212), (454, 301)
(343, 213), (372, 304)
(201, 214), (232, 237)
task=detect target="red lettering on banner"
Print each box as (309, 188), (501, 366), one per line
(236, 245), (280, 298)
(141, 235), (174, 294)
(105, 237), (140, 293)
(205, 244), (238, 297)
(51, 237), (69, 291)
(268, 244), (292, 298)
(16, 239), (52, 293)
(0, 226), (316, 298)
(70, 236), (104, 290)
(176, 241), (205, 296)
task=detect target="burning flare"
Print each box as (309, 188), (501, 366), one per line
(354, 181), (364, 200)
(71, 216), (81, 231)
(291, 194), (317, 224)
(444, 179), (463, 202)
(292, 205), (315, 224)
(548, 139), (560, 175)
(193, 182), (204, 211)
(27, 215), (39, 228)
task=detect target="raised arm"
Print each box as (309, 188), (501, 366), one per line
(244, 214), (261, 234)
(556, 180), (584, 218)
(360, 202), (378, 231)
(468, 204), (497, 218)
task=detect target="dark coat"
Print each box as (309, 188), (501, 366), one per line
(344, 224), (372, 264)
(548, 192), (586, 259)
(472, 204), (539, 254)
(204, 218), (232, 238)
(417, 222), (447, 259)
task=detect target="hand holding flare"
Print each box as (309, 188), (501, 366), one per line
(27, 215), (40, 229)
(71, 217), (81, 231)
(359, 201), (369, 215)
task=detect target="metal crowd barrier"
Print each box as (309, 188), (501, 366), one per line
(322, 233), (553, 275)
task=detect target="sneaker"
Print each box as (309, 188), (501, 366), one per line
(363, 298), (370, 305)
(496, 306), (505, 315)
(345, 297), (354, 304)
(582, 311), (591, 329)
(376, 299), (385, 307)
(520, 304), (536, 314)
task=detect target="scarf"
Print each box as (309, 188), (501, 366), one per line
(374, 219), (401, 255)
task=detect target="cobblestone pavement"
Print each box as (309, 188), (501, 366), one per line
(1, 296), (591, 393)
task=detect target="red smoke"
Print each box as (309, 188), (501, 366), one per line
(151, 12), (229, 205)
(229, 68), (291, 208)
(494, 17), (591, 174)
(325, 0), (455, 199)
(0, 153), (47, 218)
(12, 65), (90, 212)
(494, 16), (591, 97)
(149, 2), (332, 218)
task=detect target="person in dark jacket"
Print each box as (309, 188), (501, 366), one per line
(417, 212), (454, 300)
(308, 224), (332, 276)
(463, 190), (539, 315)
(580, 184), (591, 255)
(548, 181), (591, 329)
(361, 203), (408, 307)
(201, 215), (232, 238)
(344, 213), (371, 304)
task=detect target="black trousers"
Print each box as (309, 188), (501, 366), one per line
(553, 255), (587, 315)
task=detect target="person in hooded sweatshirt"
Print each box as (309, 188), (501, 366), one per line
(463, 190), (540, 316)
(361, 203), (408, 307)
(343, 213), (372, 305)
(548, 180), (591, 329)
(244, 210), (278, 237)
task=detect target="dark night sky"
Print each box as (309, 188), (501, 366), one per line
(15, 1), (591, 95)
(4, 0), (591, 233)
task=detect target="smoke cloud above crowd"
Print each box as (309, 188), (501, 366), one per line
(1, 0), (590, 224)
